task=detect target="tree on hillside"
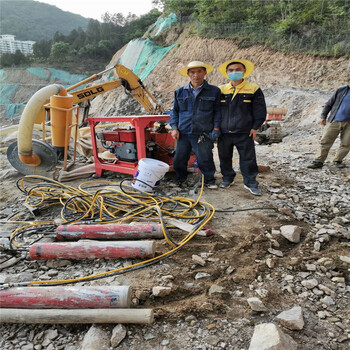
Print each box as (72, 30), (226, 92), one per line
(50, 42), (70, 61)
(102, 12), (127, 26)
(161, 0), (350, 56)
(5, 8), (162, 67)
(33, 39), (52, 59)
(86, 20), (102, 43)
(53, 32), (66, 43)
(0, 53), (14, 67)
(0, 51), (27, 67)
(152, 0), (166, 11)
(13, 50), (28, 65)
(163, 0), (198, 17)
(70, 28), (88, 50)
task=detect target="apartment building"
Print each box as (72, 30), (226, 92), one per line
(0, 35), (35, 55)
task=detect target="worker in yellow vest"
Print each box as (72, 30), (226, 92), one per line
(217, 59), (266, 195)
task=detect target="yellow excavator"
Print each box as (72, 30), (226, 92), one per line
(7, 64), (165, 175)
(67, 64), (163, 114)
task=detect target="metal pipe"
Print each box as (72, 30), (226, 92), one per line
(0, 308), (154, 324)
(29, 240), (156, 260)
(0, 286), (131, 309)
(267, 107), (287, 115)
(56, 223), (163, 240)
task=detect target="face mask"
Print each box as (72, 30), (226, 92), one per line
(228, 72), (244, 81)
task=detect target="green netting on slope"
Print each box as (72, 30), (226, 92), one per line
(6, 104), (26, 118)
(135, 39), (175, 81)
(146, 13), (177, 37)
(25, 68), (88, 85)
(118, 38), (175, 81)
(0, 84), (18, 104)
(48, 69), (88, 86)
(0, 84), (23, 118)
(118, 39), (146, 71)
(26, 67), (49, 80)
(0, 69), (8, 82)
(0, 69), (89, 118)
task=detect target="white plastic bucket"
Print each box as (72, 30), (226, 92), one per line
(132, 158), (170, 192)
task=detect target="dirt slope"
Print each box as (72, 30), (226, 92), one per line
(88, 31), (349, 119)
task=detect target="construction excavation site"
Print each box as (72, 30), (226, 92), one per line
(0, 14), (349, 350)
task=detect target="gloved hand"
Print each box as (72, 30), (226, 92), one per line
(210, 129), (221, 142)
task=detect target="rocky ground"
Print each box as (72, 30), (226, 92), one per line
(0, 105), (349, 349)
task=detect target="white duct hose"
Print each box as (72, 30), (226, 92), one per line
(18, 84), (66, 158)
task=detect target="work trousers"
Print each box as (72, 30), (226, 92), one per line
(315, 121), (350, 162)
(173, 134), (216, 184)
(217, 133), (258, 188)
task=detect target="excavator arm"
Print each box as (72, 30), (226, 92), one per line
(34, 64), (164, 124)
(68, 64), (163, 114)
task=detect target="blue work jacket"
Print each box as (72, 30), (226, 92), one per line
(170, 80), (221, 135)
(321, 85), (350, 122)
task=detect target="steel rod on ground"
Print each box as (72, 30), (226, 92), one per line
(0, 308), (154, 324)
(29, 240), (155, 260)
(56, 223), (163, 240)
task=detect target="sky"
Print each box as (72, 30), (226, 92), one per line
(36, 0), (156, 21)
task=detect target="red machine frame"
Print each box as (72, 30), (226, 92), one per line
(87, 115), (171, 176)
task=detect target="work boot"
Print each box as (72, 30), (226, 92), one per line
(307, 161), (324, 169)
(219, 180), (234, 188)
(205, 183), (218, 189)
(244, 185), (262, 196)
(170, 179), (185, 187)
(334, 161), (346, 168)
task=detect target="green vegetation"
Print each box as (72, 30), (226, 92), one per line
(0, 9), (161, 71)
(0, 51), (28, 66)
(1, 0), (348, 71)
(0, 0), (89, 41)
(161, 0), (350, 56)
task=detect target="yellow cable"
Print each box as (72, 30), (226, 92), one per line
(9, 174), (213, 285)
(29, 202), (214, 286)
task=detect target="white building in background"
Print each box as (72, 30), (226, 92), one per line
(0, 35), (35, 55)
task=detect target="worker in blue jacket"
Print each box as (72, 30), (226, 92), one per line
(308, 85), (350, 169)
(170, 61), (221, 188)
(217, 59), (266, 195)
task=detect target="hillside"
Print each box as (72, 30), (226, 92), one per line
(88, 28), (350, 119)
(0, 0), (89, 41)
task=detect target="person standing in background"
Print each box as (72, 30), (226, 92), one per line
(308, 85), (350, 169)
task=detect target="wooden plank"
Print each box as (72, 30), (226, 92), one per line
(165, 218), (213, 237)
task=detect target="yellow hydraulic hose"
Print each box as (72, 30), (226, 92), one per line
(7, 175), (213, 287)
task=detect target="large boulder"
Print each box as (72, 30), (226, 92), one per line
(276, 306), (304, 330)
(249, 323), (298, 350)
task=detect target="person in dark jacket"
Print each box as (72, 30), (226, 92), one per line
(217, 59), (266, 195)
(170, 61), (221, 188)
(308, 85), (350, 169)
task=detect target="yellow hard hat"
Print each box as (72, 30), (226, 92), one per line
(218, 59), (254, 79)
(179, 61), (214, 77)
